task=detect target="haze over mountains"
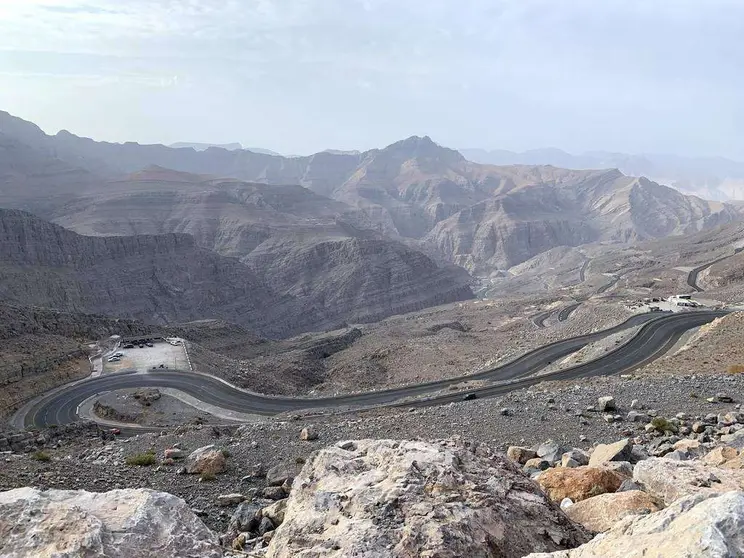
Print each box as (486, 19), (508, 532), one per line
(2, 108), (744, 336)
(461, 148), (744, 202)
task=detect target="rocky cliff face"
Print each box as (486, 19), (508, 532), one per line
(0, 208), (315, 338)
(0, 209), (473, 337)
(244, 236), (473, 326)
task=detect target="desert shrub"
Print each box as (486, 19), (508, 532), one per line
(31, 451), (51, 462)
(200, 472), (216, 482)
(126, 452), (157, 466)
(651, 417), (678, 433)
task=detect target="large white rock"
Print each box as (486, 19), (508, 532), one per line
(0, 487), (221, 558)
(265, 439), (589, 558)
(525, 491), (744, 558)
(633, 457), (744, 506)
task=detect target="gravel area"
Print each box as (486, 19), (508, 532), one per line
(103, 341), (189, 374)
(93, 389), (219, 427)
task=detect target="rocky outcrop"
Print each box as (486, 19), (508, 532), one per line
(526, 492), (744, 558)
(0, 487), (221, 557)
(633, 457), (744, 506)
(537, 466), (625, 503)
(265, 439), (590, 558)
(564, 490), (660, 532)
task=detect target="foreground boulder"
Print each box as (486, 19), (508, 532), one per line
(265, 439), (590, 557)
(564, 490), (660, 532)
(186, 445), (226, 475)
(633, 457), (744, 506)
(0, 487), (221, 558)
(526, 492), (744, 557)
(537, 466), (624, 503)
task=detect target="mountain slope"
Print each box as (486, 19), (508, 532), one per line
(244, 236), (473, 325)
(49, 166), (373, 259)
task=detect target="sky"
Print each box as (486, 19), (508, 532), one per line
(0, 0), (743, 157)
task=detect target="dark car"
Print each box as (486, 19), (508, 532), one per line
(463, 393), (478, 401)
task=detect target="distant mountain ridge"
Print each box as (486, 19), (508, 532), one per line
(460, 147), (744, 202)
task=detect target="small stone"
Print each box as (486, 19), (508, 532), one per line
(507, 446), (537, 465)
(337, 441), (356, 451)
(665, 450), (688, 461)
(717, 393), (734, 403)
(598, 396), (616, 412)
(262, 486), (286, 500)
(692, 422), (706, 433)
(562, 449), (590, 467)
(630, 399), (641, 410)
(164, 448), (185, 460)
(523, 458), (551, 471)
(261, 499), (288, 526)
(617, 479), (642, 492)
(499, 408), (512, 416)
(537, 440), (566, 464)
(217, 493), (246, 506)
(589, 439), (632, 467)
(702, 446), (739, 466)
(627, 411), (649, 423)
(300, 427), (318, 442)
(258, 516), (275, 536)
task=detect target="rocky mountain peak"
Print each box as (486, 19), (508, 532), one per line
(378, 135), (465, 164)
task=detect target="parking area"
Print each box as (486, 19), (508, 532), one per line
(103, 339), (189, 374)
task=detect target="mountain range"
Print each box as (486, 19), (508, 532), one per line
(2, 108), (744, 335)
(460, 148), (744, 202)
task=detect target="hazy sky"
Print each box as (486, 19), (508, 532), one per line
(0, 0), (742, 157)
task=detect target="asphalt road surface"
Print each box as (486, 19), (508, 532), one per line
(21, 310), (726, 430)
(557, 303), (582, 322)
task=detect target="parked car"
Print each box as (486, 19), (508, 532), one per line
(123, 344), (134, 349)
(463, 393), (478, 401)
(146, 342), (153, 347)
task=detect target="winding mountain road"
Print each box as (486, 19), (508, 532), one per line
(17, 310), (727, 430)
(687, 248), (744, 292)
